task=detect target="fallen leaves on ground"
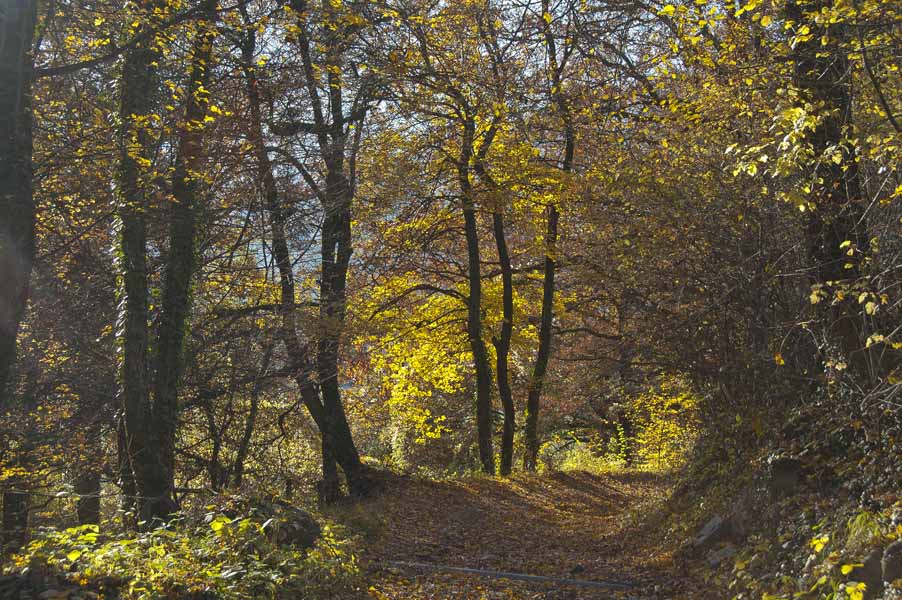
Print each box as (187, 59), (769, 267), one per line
(330, 470), (692, 599)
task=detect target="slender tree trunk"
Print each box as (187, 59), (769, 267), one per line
(240, 25), (363, 500)
(523, 206), (559, 472)
(1, 0), (38, 552)
(1, 491), (29, 552)
(231, 339), (272, 489)
(75, 414), (102, 525)
(203, 400), (225, 491)
(524, 3), (570, 471)
(75, 471), (101, 526)
(240, 32), (327, 428)
(318, 169), (369, 497)
(458, 119), (495, 475)
(616, 292), (635, 466)
(492, 211), (515, 475)
(317, 10), (372, 495)
(786, 0), (870, 380)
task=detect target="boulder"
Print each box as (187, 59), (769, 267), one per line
(692, 515), (733, 552)
(217, 495), (321, 551)
(268, 504), (321, 551)
(884, 540), (902, 585)
(706, 544), (738, 568)
(858, 547), (884, 599)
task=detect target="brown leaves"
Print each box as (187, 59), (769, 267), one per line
(340, 471), (683, 598)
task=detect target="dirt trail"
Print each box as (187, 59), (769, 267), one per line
(340, 471), (690, 599)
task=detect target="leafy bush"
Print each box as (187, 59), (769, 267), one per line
(8, 507), (365, 599)
(629, 377), (701, 471)
(558, 439), (618, 473)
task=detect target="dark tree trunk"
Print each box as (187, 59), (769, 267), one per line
(115, 8), (162, 523)
(318, 169), (369, 497)
(241, 22), (365, 500)
(75, 411), (103, 525)
(287, 4), (371, 499)
(240, 28), (331, 454)
(786, 0), (870, 380)
(1, 0), (38, 552)
(616, 292), (635, 466)
(75, 470), (101, 526)
(204, 400), (225, 491)
(458, 119), (495, 475)
(116, 0), (216, 523)
(523, 205), (559, 472)
(116, 415), (136, 520)
(317, 22), (371, 497)
(0, 0), (37, 408)
(231, 339), (272, 489)
(491, 211), (515, 476)
(1, 491), (29, 552)
(524, 2), (569, 471)
(147, 0), (217, 518)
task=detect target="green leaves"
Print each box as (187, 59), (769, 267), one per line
(12, 511), (361, 600)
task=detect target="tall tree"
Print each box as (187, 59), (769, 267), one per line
(785, 0), (871, 380)
(116, 0), (217, 522)
(524, 0), (570, 471)
(0, 0), (38, 550)
(240, 15), (350, 500)
(0, 0), (37, 411)
(271, 0), (374, 499)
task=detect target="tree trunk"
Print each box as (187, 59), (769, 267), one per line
(116, 0), (217, 523)
(786, 0), (870, 380)
(492, 211), (515, 476)
(616, 292), (635, 466)
(240, 24), (362, 499)
(1, 0), (38, 552)
(75, 412), (103, 525)
(459, 119), (495, 475)
(116, 415), (136, 521)
(75, 470), (101, 526)
(115, 5), (162, 523)
(1, 490), (29, 552)
(231, 339), (272, 489)
(318, 169), (370, 496)
(147, 0), (217, 519)
(523, 205), (559, 472)
(0, 0), (37, 409)
(524, 3), (569, 471)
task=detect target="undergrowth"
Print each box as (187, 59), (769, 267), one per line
(5, 506), (365, 599)
(667, 380), (902, 600)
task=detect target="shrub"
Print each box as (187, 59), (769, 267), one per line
(8, 507), (365, 599)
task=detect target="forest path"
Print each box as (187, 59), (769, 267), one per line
(333, 470), (690, 599)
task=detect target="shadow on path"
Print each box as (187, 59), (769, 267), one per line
(335, 470), (688, 599)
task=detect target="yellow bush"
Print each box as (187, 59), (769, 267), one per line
(630, 377), (701, 471)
